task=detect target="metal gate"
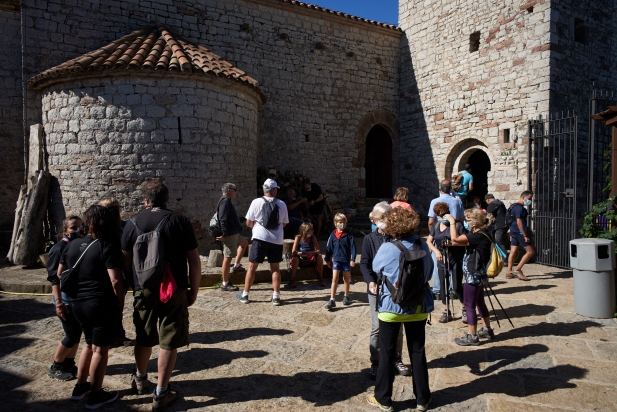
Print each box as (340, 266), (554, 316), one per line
(588, 89), (615, 208)
(528, 113), (577, 268)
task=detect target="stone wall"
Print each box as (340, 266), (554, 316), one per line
(0, 9), (23, 235)
(41, 74), (261, 251)
(18, 0), (401, 214)
(399, 0), (554, 209)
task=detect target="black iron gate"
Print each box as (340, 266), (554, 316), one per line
(528, 113), (577, 268)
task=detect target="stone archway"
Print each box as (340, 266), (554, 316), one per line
(354, 109), (399, 198)
(445, 138), (493, 206)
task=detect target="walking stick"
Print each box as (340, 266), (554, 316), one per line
(442, 243), (455, 320)
(483, 283), (501, 328)
(485, 282), (514, 328)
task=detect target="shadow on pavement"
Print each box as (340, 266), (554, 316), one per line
(428, 364), (587, 408)
(190, 327), (293, 344)
(486, 303), (556, 320)
(490, 283), (556, 295)
(497, 320), (603, 341)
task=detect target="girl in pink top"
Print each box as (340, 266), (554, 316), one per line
(390, 187), (412, 211)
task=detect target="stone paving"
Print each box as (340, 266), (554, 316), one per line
(1, 263), (616, 411)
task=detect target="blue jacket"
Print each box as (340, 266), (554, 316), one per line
(372, 235), (434, 315)
(325, 230), (356, 263)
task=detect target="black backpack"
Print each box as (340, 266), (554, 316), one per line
(261, 197), (280, 230)
(129, 212), (172, 290)
(505, 203), (519, 229)
(378, 239), (428, 309)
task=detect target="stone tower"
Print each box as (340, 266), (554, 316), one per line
(397, 0), (617, 207)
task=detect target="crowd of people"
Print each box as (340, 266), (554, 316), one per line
(45, 168), (535, 411)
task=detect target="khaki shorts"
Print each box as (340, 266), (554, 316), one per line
(133, 287), (189, 350)
(222, 234), (246, 258)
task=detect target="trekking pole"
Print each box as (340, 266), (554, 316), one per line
(483, 283), (501, 328)
(442, 242), (452, 321)
(485, 282), (514, 328)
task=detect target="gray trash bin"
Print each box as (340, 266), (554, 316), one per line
(570, 238), (616, 318)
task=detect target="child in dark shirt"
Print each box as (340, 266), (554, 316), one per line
(325, 214), (357, 310)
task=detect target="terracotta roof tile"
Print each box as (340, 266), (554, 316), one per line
(29, 25), (266, 104)
(274, 0), (400, 31)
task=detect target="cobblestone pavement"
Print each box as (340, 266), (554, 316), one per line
(1, 264), (616, 411)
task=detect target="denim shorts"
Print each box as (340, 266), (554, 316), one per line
(332, 261), (351, 272)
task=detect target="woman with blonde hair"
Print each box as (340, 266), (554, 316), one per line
(289, 222), (324, 287)
(445, 208), (495, 346)
(390, 187), (412, 211)
(368, 208), (433, 412)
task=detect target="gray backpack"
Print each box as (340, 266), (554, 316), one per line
(130, 213), (172, 290)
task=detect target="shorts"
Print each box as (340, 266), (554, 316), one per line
(294, 255), (317, 268)
(309, 202), (325, 216)
(510, 233), (530, 248)
(133, 287), (189, 350)
(72, 299), (115, 347)
(222, 234), (246, 258)
(249, 239), (283, 263)
(332, 261), (351, 272)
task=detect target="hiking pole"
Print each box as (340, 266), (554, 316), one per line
(483, 283), (501, 328)
(442, 241), (453, 321)
(485, 282), (514, 328)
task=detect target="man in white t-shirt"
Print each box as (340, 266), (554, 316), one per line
(236, 178), (289, 306)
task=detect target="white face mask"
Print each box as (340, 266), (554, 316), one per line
(336, 223), (346, 230)
(376, 222), (386, 230)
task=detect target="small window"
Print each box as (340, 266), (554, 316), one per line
(503, 129), (510, 144)
(304, 134), (310, 142)
(574, 18), (589, 45)
(470, 31), (481, 52)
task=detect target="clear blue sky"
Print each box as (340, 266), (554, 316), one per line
(307, 0), (398, 25)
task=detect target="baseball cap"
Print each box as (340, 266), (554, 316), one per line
(263, 178), (280, 189)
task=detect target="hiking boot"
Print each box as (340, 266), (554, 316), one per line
(86, 389), (118, 409)
(220, 282), (239, 291)
(369, 363), (379, 381)
(477, 326), (495, 340)
(64, 359), (78, 376)
(343, 295), (352, 306)
(416, 396), (432, 411)
(325, 299), (336, 310)
(130, 371), (152, 395)
(48, 363), (74, 381)
(70, 381), (91, 400)
(438, 310), (452, 323)
(367, 396), (394, 412)
(231, 264), (246, 273)
(271, 297), (281, 306)
(455, 333), (480, 346)
(235, 293), (249, 304)
(395, 359), (411, 376)
(152, 386), (178, 412)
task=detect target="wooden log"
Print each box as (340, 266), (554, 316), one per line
(7, 185), (27, 263)
(13, 171), (51, 267)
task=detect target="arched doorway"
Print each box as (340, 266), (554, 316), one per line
(365, 125), (392, 198)
(466, 149), (491, 204)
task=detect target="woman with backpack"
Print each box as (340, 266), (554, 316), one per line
(58, 205), (125, 408)
(367, 207), (433, 412)
(444, 208), (495, 346)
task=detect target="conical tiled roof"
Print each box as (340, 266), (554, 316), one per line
(28, 25), (266, 103)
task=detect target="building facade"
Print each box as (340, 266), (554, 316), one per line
(0, 0), (615, 251)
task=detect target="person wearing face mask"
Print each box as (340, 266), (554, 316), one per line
(507, 190), (535, 281)
(426, 202), (466, 323)
(445, 208), (495, 346)
(325, 213), (356, 310)
(361, 202), (411, 380)
(46, 216), (84, 381)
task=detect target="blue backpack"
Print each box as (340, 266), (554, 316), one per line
(261, 197), (280, 230)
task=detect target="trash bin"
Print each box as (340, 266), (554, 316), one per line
(570, 238), (616, 318)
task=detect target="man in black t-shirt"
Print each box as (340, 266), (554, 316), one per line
(485, 194), (507, 261)
(302, 178), (325, 236)
(121, 181), (200, 409)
